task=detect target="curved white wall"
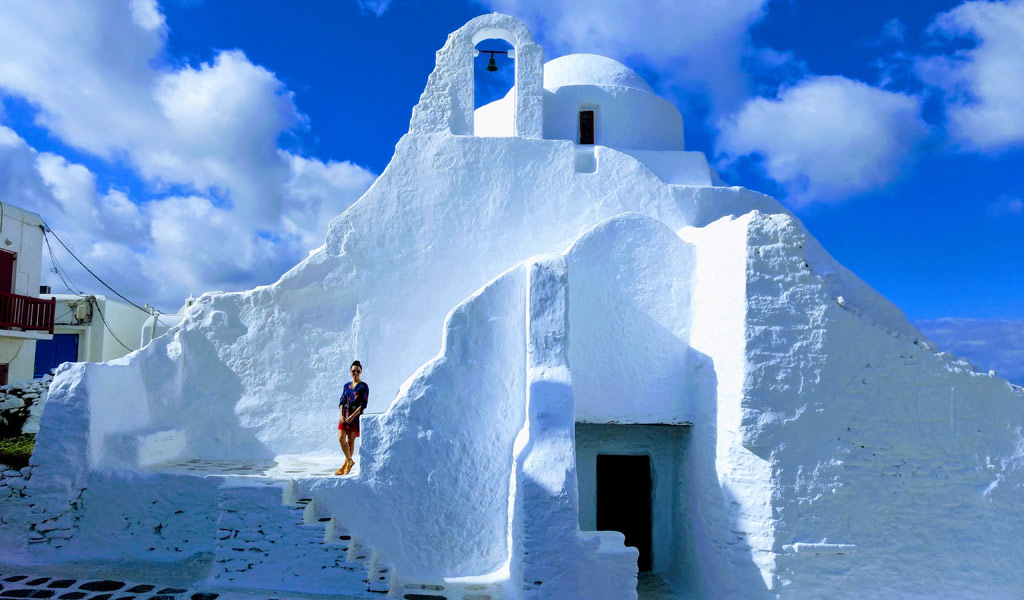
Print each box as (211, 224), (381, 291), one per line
(565, 214), (700, 424)
(476, 85), (686, 150)
(544, 85), (684, 150)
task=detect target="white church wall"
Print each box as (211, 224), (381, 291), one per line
(543, 86), (685, 151)
(680, 212), (777, 599)
(513, 256), (638, 600)
(617, 150), (712, 186)
(566, 213), (699, 425)
(738, 212), (1024, 598)
(474, 89), (515, 137)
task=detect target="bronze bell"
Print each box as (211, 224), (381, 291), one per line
(486, 56), (498, 72)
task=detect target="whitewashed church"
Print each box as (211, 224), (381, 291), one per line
(2, 14), (1022, 600)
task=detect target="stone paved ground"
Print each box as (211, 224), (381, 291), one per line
(0, 573), (368, 600)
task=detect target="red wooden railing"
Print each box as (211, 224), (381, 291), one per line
(0, 291), (55, 334)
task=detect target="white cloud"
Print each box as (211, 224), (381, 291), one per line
(479, 0), (767, 112)
(1, 125), (374, 310)
(356, 0), (392, 17)
(149, 50), (302, 227)
(0, 126), (57, 213)
(915, 318), (1024, 385)
(281, 153), (379, 251)
(0, 2), (377, 310)
(716, 76), (928, 204)
(0, 1), (351, 227)
(919, 0), (1024, 151)
(0, 0), (166, 157)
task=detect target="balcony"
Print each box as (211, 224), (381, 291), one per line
(0, 291), (55, 334)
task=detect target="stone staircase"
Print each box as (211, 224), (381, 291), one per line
(211, 479), (388, 596)
(211, 478), (504, 600)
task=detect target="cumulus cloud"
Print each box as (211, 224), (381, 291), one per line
(0, 125), (372, 310)
(915, 318), (1024, 385)
(0, 1), (376, 310)
(0, 1), (305, 227)
(0, 0), (166, 157)
(919, 0), (1024, 151)
(479, 0), (767, 112)
(148, 50), (302, 227)
(716, 76), (929, 204)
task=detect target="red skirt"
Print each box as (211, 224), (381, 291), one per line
(338, 420), (360, 437)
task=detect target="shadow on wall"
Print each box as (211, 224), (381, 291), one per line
(686, 357), (774, 599)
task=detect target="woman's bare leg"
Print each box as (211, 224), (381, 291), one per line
(346, 434), (357, 470)
(340, 430), (352, 462)
(336, 429), (352, 475)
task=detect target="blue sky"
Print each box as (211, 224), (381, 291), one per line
(0, 0), (1020, 381)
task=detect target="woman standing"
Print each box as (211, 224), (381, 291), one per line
(336, 360), (369, 476)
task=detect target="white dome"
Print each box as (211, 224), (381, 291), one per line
(543, 54), (653, 93)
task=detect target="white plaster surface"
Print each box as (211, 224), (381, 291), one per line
(475, 53), (687, 151)
(3, 12), (1024, 600)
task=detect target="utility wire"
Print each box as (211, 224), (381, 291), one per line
(40, 223), (182, 342)
(40, 222), (149, 314)
(42, 229), (83, 295)
(91, 298), (133, 353)
(52, 307), (75, 324)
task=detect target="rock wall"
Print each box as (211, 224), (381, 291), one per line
(0, 374), (52, 436)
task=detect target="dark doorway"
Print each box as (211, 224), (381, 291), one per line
(597, 454), (652, 571)
(34, 333), (79, 378)
(579, 110), (595, 145)
(0, 251), (15, 294)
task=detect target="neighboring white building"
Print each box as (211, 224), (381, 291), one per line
(139, 295), (196, 348)
(2, 14), (1023, 600)
(0, 203), (53, 385)
(32, 294), (152, 379)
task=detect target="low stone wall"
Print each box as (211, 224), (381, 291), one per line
(0, 464), (33, 498)
(0, 374), (53, 436)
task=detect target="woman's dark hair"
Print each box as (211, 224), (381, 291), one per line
(350, 360), (362, 370)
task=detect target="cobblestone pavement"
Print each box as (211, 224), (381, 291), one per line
(0, 573), (367, 600)
(0, 574), (219, 600)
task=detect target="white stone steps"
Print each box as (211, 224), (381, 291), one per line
(284, 481), (501, 598)
(210, 480), (378, 596)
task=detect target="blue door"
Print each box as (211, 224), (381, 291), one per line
(34, 333), (79, 378)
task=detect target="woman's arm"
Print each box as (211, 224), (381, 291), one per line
(346, 406), (364, 423)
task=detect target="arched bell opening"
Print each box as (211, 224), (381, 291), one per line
(408, 14), (542, 138)
(472, 37), (515, 137)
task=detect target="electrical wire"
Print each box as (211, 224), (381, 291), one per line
(41, 222), (149, 314)
(90, 298), (134, 353)
(52, 307), (75, 325)
(42, 228), (84, 295)
(40, 222), (180, 342)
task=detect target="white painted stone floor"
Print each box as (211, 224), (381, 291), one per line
(146, 455), (356, 480)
